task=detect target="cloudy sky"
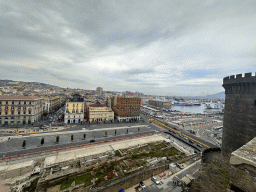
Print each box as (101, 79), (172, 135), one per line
(0, 0), (255, 96)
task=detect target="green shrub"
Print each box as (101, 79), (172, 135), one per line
(115, 150), (122, 157)
(22, 178), (39, 192)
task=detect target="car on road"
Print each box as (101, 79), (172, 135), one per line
(90, 140), (95, 143)
(139, 181), (146, 189)
(173, 127), (177, 130)
(151, 176), (160, 185)
(189, 139), (194, 144)
(197, 144), (203, 148)
(176, 163), (184, 169)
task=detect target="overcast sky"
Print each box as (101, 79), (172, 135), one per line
(0, 0), (255, 96)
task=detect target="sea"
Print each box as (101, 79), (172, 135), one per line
(171, 104), (221, 114)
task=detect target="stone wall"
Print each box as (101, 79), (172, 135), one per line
(230, 164), (256, 192)
(222, 72), (256, 155)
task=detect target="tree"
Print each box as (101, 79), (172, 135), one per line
(41, 138), (44, 145)
(115, 130), (117, 136)
(56, 136), (59, 143)
(83, 134), (86, 139)
(105, 131), (107, 137)
(126, 129), (128, 134)
(22, 140), (26, 148)
(138, 127), (140, 132)
(71, 135), (74, 142)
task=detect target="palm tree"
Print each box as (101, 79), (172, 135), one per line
(41, 138), (44, 145)
(22, 140), (26, 148)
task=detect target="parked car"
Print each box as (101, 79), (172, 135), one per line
(151, 176), (160, 185)
(140, 181), (146, 189)
(90, 140), (95, 143)
(189, 140), (194, 144)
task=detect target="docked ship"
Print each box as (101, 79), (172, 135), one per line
(193, 101), (201, 106)
(180, 102), (193, 106)
(173, 101), (193, 106)
(205, 102), (224, 109)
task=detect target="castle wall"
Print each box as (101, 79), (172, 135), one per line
(222, 72), (256, 155)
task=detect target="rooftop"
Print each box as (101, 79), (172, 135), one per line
(0, 95), (43, 100)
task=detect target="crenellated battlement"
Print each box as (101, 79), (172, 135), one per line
(223, 72), (256, 84)
(221, 72), (256, 157)
(222, 72), (256, 95)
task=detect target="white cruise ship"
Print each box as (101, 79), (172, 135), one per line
(205, 102), (224, 109)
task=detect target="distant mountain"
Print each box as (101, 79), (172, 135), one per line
(195, 91), (225, 100)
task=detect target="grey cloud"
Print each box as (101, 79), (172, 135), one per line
(0, 0), (256, 95)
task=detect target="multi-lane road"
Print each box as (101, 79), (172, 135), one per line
(0, 115), (218, 160)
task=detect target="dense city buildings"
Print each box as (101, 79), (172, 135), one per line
(42, 94), (66, 114)
(111, 96), (141, 121)
(0, 95), (43, 126)
(96, 87), (103, 96)
(148, 99), (172, 109)
(64, 95), (84, 124)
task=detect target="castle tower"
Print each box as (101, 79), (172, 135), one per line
(222, 72), (256, 155)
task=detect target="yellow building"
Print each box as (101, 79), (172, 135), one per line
(88, 106), (114, 123)
(64, 96), (84, 124)
(0, 96), (43, 126)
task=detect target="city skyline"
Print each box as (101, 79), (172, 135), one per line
(0, 0), (255, 96)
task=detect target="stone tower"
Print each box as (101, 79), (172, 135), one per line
(222, 72), (256, 156)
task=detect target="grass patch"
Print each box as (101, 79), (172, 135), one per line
(60, 172), (93, 190)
